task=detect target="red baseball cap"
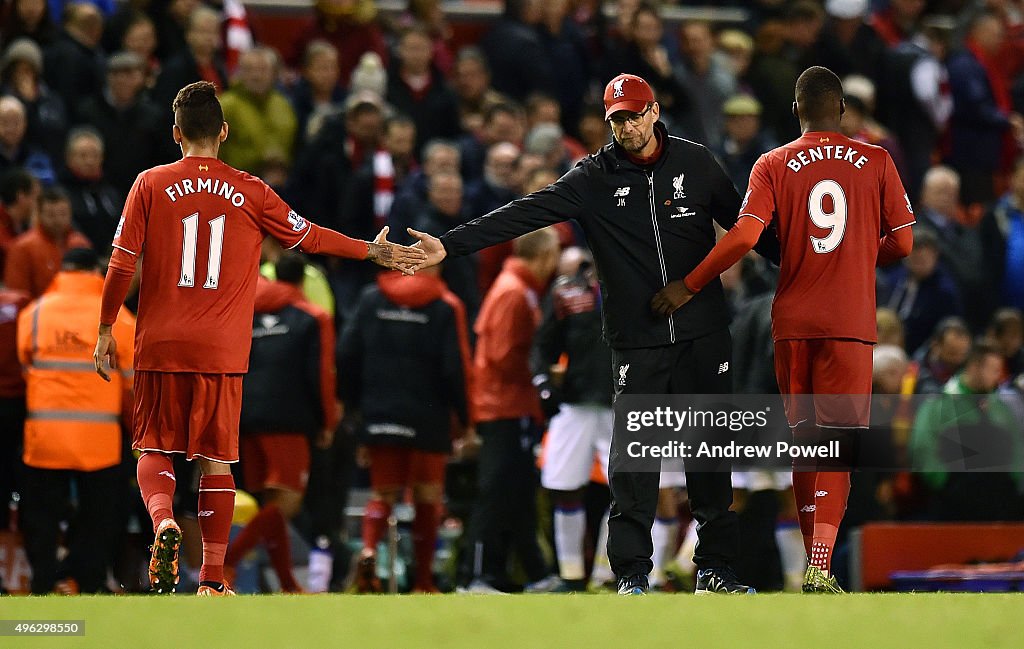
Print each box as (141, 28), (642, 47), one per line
(604, 73), (655, 120)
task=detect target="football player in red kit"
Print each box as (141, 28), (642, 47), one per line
(93, 81), (425, 596)
(651, 66), (914, 593)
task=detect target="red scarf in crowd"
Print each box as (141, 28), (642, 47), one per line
(372, 150), (395, 232)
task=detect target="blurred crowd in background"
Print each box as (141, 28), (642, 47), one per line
(1, 0), (1024, 595)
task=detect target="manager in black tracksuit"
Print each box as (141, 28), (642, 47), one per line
(409, 74), (778, 594)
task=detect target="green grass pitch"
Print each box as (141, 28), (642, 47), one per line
(2, 593), (1021, 649)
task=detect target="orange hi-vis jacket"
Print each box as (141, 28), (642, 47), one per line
(17, 271), (135, 471)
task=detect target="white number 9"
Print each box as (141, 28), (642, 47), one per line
(808, 179), (847, 254)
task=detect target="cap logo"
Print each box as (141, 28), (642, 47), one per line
(613, 79), (625, 98)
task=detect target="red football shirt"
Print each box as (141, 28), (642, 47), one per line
(741, 132), (914, 343)
(113, 157), (325, 373)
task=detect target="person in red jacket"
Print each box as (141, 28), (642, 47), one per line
(461, 226), (560, 592)
(4, 185), (90, 299)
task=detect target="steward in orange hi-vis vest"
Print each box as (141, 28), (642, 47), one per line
(18, 259), (135, 471)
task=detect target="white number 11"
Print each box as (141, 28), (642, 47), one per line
(179, 213), (226, 289)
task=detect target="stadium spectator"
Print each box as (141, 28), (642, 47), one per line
(538, 0), (590, 136)
(947, 11), (1024, 205)
(390, 0), (455, 77)
(219, 47), (297, 174)
(389, 138), (460, 244)
(451, 47), (506, 137)
(60, 127), (121, 253)
(676, 19), (739, 150)
(40, 3), (105, 111)
(577, 102), (610, 154)
(524, 94), (588, 162)
(910, 341), (1024, 521)
(981, 158), (1024, 312)
(0, 168), (40, 267)
(17, 248), (135, 593)
(987, 308), (1024, 381)
(877, 25), (952, 201)
(530, 246), (613, 592)
(914, 317), (972, 395)
(480, 0), (556, 103)
(459, 102), (526, 185)
(290, 41), (345, 154)
(290, 0), (388, 87)
(332, 115), (420, 321)
(812, 0), (885, 83)
(1, 0), (58, 46)
(914, 166), (990, 331)
(870, 0), (926, 47)
(413, 171), (480, 323)
(465, 142), (519, 221)
(287, 92), (385, 228)
(118, 11), (161, 88)
(0, 95), (56, 185)
(459, 227), (559, 593)
(0, 38), (69, 164)
(746, 18), (801, 144)
(152, 6), (228, 116)
(339, 262), (472, 593)
(4, 185), (91, 299)
(713, 94), (776, 193)
(879, 229), (964, 356)
(78, 51), (173, 196)
(524, 123), (571, 176)
(227, 255), (339, 593)
(386, 25), (461, 156)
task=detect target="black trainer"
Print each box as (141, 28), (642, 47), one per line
(616, 574), (649, 595)
(694, 568), (756, 595)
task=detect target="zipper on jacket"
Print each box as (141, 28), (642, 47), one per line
(647, 172), (675, 343)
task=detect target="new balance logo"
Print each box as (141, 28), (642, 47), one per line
(158, 471), (176, 481)
(800, 505), (816, 513)
(815, 490), (829, 497)
(718, 362), (729, 374)
(198, 511), (214, 517)
(613, 187), (630, 197)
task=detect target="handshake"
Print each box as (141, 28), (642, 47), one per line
(365, 226), (449, 275)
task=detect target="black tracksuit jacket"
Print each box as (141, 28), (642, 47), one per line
(440, 122), (779, 350)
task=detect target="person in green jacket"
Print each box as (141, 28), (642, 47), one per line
(219, 47), (298, 174)
(910, 340), (1024, 520)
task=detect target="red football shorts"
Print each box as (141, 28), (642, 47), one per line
(774, 339), (873, 428)
(241, 433), (311, 493)
(368, 446), (447, 491)
(132, 371), (243, 463)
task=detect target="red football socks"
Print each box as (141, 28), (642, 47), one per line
(413, 502), (441, 590)
(809, 471), (850, 572)
(137, 453), (176, 532)
(362, 499), (391, 556)
(225, 504), (300, 592)
(198, 474), (235, 584)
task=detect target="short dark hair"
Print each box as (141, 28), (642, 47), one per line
(172, 81), (224, 142)
(275, 252), (306, 285)
(795, 66), (843, 121)
(933, 316), (970, 344)
(989, 308), (1023, 337)
(39, 184), (70, 207)
(0, 168), (35, 205)
(965, 340), (1001, 367)
(62, 247), (99, 271)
